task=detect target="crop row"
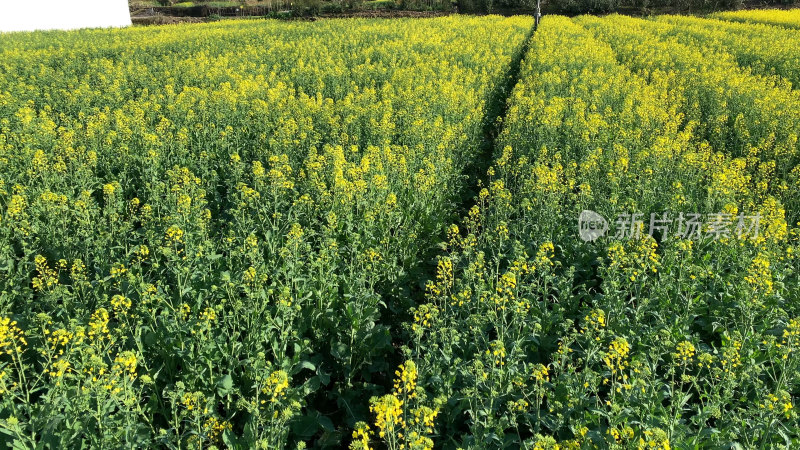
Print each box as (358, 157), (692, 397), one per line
(0, 16), (533, 448)
(403, 14), (799, 448)
(584, 15), (800, 222)
(712, 8), (800, 29)
(653, 15), (800, 89)
(1, 12), (799, 449)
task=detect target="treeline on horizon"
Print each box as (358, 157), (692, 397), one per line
(145, 0), (800, 17)
(448, 0), (797, 15)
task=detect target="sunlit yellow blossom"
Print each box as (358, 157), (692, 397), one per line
(88, 308), (109, 339)
(0, 318), (26, 355)
(604, 337), (631, 373)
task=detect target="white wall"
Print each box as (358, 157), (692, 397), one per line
(0, 0), (132, 33)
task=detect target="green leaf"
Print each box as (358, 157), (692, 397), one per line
(217, 374), (233, 395)
(222, 429), (244, 449)
(318, 415), (334, 433)
(302, 376), (321, 395)
(291, 414), (319, 438)
(331, 342), (348, 360)
(292, 360), (316, 375)
(319, 370), (331, 386)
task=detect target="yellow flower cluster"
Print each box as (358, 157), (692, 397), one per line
(203, 416), (232, 442)
(744, 253), (774, 296)
(0, 318), (27, 355)
(658, 15), (800, 89)
(32, 255), (59, 292)
(362, 360), (440, 450)
(112, 351), (138, 377)
(638, 428), (671, 450)
(531, 364), (549, 383)
(487, 340), (507, 367)
(711, 8), (800, 29)
(110, 295), (132, 315)
(608, 426), (635, 444)
(411, 406), (438, 432)
(759, 391), (795, 419)
(48, 359), (71, 380)
(583, 309), (606, 335)
(371, 394), (404, 440)
(604, 337), (631, 374)
(411, 304), (438, 331)
(87, 308), (110, 340)
(674, 341), (695, 365)
(181, 391), (204, 412)
(350, 422), (372, 450)
(394, 360), (418, 398)
(165, 225), (184, 244)
(261, 370), (290, 404)
(720, 339), (743, 375)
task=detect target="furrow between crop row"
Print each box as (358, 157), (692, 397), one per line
(403, 14), (800, 447)
(0, 16), (535, 448)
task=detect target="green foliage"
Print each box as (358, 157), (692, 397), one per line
(0, 16), (533, 449)
(404, 13), (800, 448)
(3, 9), (800, 450)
